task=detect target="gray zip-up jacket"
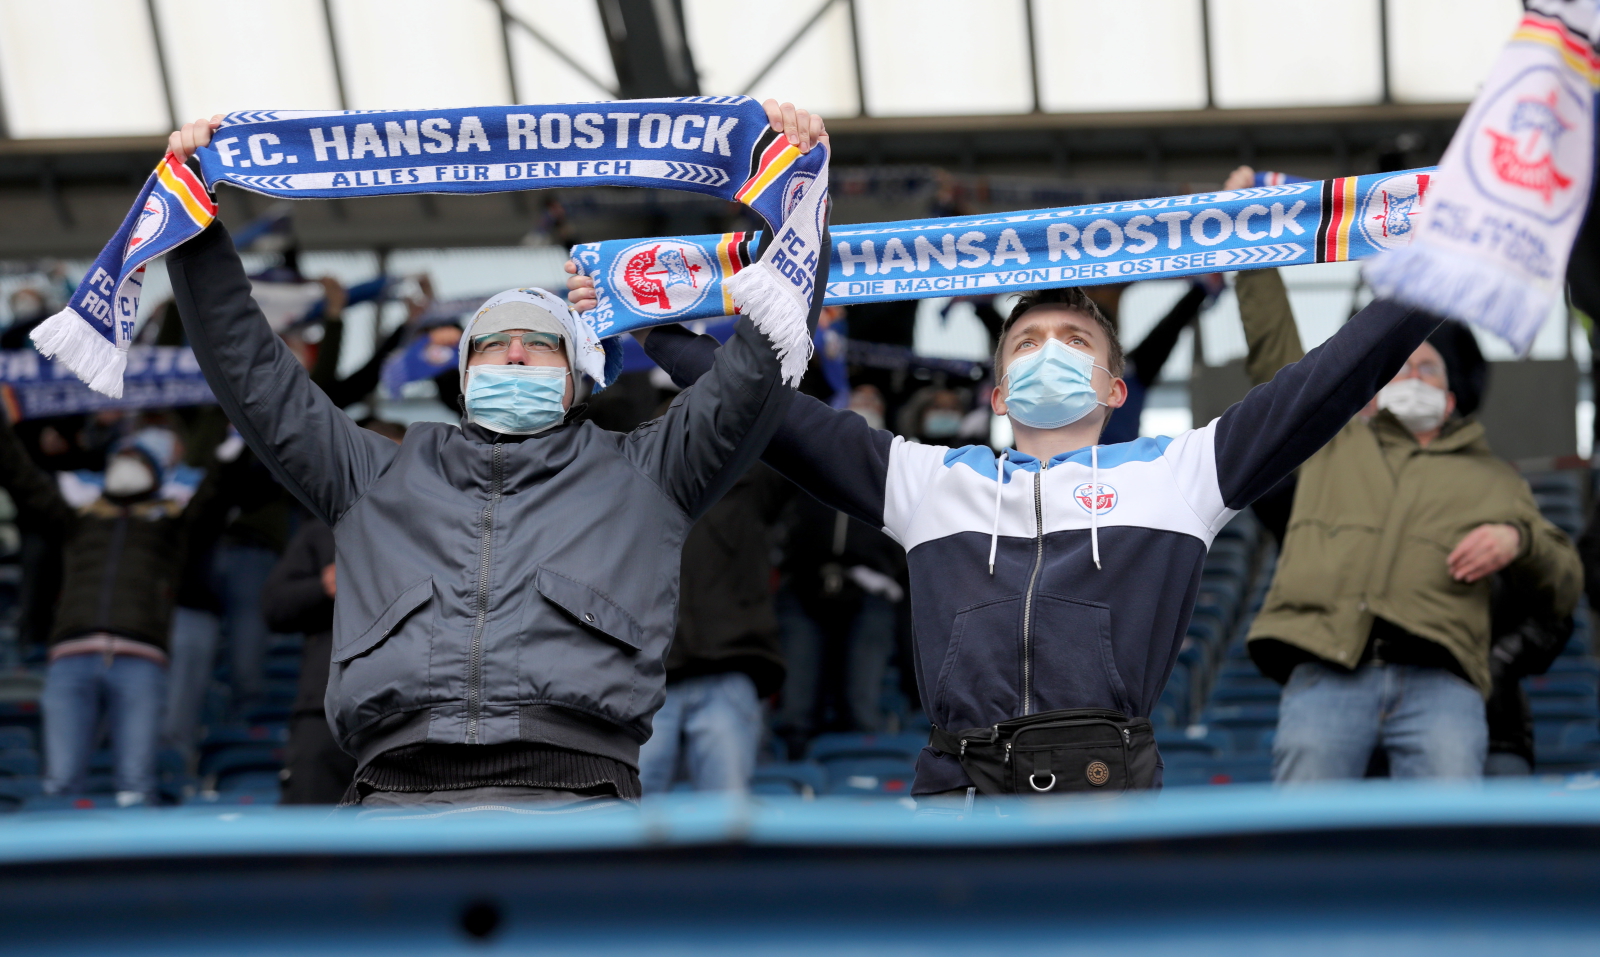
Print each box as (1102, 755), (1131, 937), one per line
(168, 222), (798, 772)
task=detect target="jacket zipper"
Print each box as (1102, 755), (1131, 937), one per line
(97, 512), (129, 629)
(466, 443), (504, 742)
(1021, 464), (1046, 715)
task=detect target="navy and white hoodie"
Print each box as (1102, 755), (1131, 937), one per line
(647, 298), (1438, 793)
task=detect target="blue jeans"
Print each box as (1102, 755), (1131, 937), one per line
(639, 672), (763, 795)
(213, 542), (280, 718)
(775, 590), (897, 736)
(1273, 662), (1487, 783)
(42, 654), (167, 802)
(162, 606), (219, 756)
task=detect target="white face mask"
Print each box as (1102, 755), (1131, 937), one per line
(104, 456), (155, 497)
(1377, 377), (1450, 434)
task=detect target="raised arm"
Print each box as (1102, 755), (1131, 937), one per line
(644, 323), (894, 528)
(1237, 268), (1306, 387)
(166, 221), (399, 526)
(1211, 297), (1439, 511)
(0, 415), (73, 534)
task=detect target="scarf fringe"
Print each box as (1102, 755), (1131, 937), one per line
(727, 264), (814, 388)
(1362, 245), (1549, 353)
(29, 309), (127, 399)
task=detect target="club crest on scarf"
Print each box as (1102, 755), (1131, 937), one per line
(614, 240), (714, 317)
(1473, 75), (1589, 219)
(1358, 172), (1432, 251)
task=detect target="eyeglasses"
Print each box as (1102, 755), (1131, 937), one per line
(469, 331), (563, 355)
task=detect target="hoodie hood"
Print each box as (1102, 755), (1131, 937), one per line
(458, 287), (620, 393)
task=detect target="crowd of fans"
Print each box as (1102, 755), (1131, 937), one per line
(0, 153), (1595, 807)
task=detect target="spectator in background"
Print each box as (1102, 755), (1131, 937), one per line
(898, 386), (970, 444)
(2, 287), (51, 350)
(774, 489), (908, 757)
(639, 463), (790, 795)
(1228, 165), (1583, 782)
(0, 418), (216, 805)
(262, 420), (406, 804)
(1483, 576), (1574, 775)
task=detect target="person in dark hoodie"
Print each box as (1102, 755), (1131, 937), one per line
(570, 229), (1448, 804)
(0, 419), (216, 805)
(264, 419), (406, 804)
(164, 104), (827, 810)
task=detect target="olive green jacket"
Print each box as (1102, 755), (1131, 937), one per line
(1237, 269), (1582, 696)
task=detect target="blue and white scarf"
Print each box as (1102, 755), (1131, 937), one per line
(35, 97), (830, 395)
(574, 167), (1439, 327)
(1366, 0), (1600, 352)
(0, 347), (212, 421)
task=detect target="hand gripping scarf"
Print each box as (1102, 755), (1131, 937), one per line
(574, 166), (1440, 325)
(1366, 0), (1600, 353)
(32, 97), (829, 396)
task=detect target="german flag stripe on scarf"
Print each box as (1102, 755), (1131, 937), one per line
(714, 231), (759, 314)
(735, 127), (803, 207)
(1516, 9), (1600, 84)
(1315, 175), (1360, 262)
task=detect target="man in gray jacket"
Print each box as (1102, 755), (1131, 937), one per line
(165, 110), (826, 808)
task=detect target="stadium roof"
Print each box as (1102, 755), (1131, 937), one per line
(0, 0), (1519, 139)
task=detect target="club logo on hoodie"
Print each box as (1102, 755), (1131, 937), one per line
(1073, 482), (1117, 514)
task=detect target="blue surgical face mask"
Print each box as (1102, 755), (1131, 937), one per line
(1003, 338), (1109, 430)
(465, 364), (569, 435)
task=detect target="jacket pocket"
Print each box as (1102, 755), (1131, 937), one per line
(334, 576), (433, 664)
(535, 566), (642, 653)
(934, 596), (1022, 730)
(1028, 594), (1128, 715)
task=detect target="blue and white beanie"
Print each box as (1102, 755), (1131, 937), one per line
(457, 287), (621, 390)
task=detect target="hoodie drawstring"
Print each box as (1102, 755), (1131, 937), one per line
(988, 450), (1008, 575)
(1090, 444), (1102, 571)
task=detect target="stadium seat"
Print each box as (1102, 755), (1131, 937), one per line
(202, 745), (285, 789)
(806, 732), (925, 764)
(820, 756), (915, 796)
(0, 726), (34, 752)
(186, 789), (281, 807)
(0, 751), (39, 777)
(750, 762), (826, 798)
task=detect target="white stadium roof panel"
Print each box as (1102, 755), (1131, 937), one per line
(1033, 0), (1208, 113)
(1208, 0), (1385, 108)
(854, 0), (1034, 116)
(1386, 0), (1523, 103)
(328, 0), (511, 110)
(0, 0), (171, 137)
(154, 0), (343, 118)
(684, 0), (860, 118)
(503, 0), (617, 103)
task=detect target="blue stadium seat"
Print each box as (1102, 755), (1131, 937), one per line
(750, 762), (826, 798)
(0, 751), (39, 777)
(821, 756), (915, 796)
(21, 794), (127, 811)
(806, 732), (925, 764)
(199, 724), (289, 766)
(186, 789), (281, 807)
(202, 744), (284, 784)
(0, 726), (34, 752)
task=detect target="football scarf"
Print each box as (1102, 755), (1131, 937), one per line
(33, 97), (829, 396)
(0, 347), (212, 421)
(573, 166), (1438, 326)
(1366, 0), (1600, 353)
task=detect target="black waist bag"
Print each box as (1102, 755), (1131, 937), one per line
(929, 708), (1158, 795)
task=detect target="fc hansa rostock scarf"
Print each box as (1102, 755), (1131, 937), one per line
(1366, 0), (1600, 353)
(573, 166), (1438, 328)
(33, 97), (830, 396)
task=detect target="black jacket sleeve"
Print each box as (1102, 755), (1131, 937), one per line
(1212, 299), (1441, 510)
(261, 522), (335, 635)
(645, 323), (896, 528)
(1125, 284), (1205, 389)
(167, 222), (401, 526)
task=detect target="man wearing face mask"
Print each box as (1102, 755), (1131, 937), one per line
(1230, 246), (1580, 782)
(0, 418), (220, 805)
(164, 106), (827, 809)
(577, 235), (1448, 800)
